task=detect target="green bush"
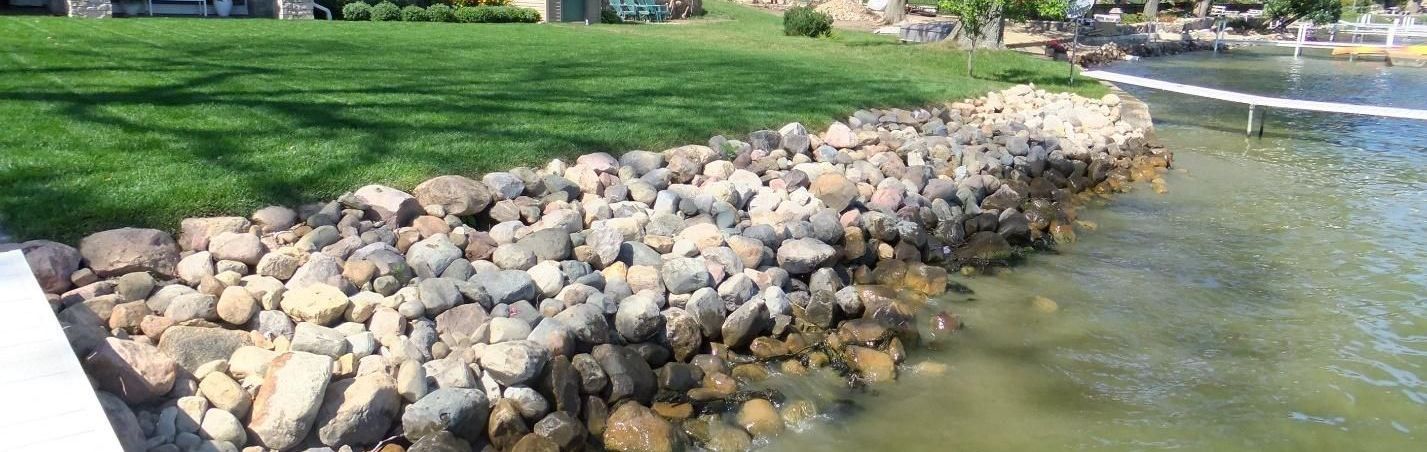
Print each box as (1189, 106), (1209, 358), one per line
(400, 4), (428, 21)
(601, 7), (622, 24)
(453, 5), (540, 23)
(341, 1), (372, 20)
(1004, 0), (1066, 21)
(426, 3), (454, 21)
(370, 1), (401, 20)
(783, 6), (832, 38)
(1119, 12), (1147, 24)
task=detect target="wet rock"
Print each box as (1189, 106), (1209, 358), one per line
(603, 402), (680, 452)
(736, 398), (784, 438)
(846, 345), (896, 383)
(533, 411), (585, 452)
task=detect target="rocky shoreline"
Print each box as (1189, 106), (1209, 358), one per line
(2, 84), (1172, 452)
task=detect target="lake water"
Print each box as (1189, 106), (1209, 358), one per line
(766, 48), (1427, 451)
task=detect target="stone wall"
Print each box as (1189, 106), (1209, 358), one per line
(66, 0), (112, 18)
(277, 0), (313, 19)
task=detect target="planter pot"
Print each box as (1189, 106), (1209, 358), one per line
(215, 0), (233, 16)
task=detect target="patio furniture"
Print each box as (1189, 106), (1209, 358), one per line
(609, 0), (641, 21)
(1243, 9), (1263, 18)
(149, 0), (210, 16)
(1210, 5), (1227, 16)
(635, 0), (670, 22)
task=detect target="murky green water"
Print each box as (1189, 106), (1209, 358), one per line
(768, 48), (1427, 451)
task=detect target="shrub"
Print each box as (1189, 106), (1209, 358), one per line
(341, 1), (372, 20)
(600, 7), (622, 23)
(450, 0), (508, 5)
(453, 5), (540, 23)
(370, 1), (401, 20)
(400, 4), (429, 20)
(1119, 12), (1147, 24)
(426, 3), (454, 21)
(783, 6), (832, 38)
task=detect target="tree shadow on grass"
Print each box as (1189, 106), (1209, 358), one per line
(0, 26), (951, 242)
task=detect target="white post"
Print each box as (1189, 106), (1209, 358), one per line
(1294, 23), (1307, 57)
(1387, 23), (1397, 47)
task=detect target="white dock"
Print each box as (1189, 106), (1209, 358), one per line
(1080, 70), (1427, 136)
(0, 251), (126, 452)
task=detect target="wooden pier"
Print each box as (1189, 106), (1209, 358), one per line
(1079, 70), (1427, 136)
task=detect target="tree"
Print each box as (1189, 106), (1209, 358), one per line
(1195, 0), (1213, 17)
(940, 0), (1004, 77)
(1265, 0), (1343, 28)
(1144, 0), (1161, 20)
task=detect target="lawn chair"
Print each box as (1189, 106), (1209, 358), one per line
(636, 0), (670, 21)
(1243, 9), (1263, 18)
(1210, 5), (1227, 16)
(609, 0), (642, 21)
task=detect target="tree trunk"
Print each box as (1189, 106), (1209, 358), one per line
(1144, 0), (1161, 20)
(967, 42), (976, 77)
(1195, 0), (1212, 18)
(885, 0), (905, 25)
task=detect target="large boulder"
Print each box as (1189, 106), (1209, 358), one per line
(414, 175), (494, 217)
(352, 184), (423, 226)
(78, 228), (180, 277)
(248, 352), (334, 450)
(0, 240), (80, 293)
(315, 372), (402, 447)
(208, 232), (265, 266)
(84, 337), (176, 404)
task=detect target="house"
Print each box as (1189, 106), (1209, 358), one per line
(511, 0), (599, 23)
(53, 0), (312, 18)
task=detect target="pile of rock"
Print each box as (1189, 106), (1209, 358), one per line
(6, 83), (1170, 452)
(813, 0), (881, 22)
(1072, 40), (1213, 66)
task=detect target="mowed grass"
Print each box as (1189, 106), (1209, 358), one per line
(0, 1), (1100, 242)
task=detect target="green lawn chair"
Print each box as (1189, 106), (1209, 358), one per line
(609, 0), (642, 21)
(635, 0), (670, 21)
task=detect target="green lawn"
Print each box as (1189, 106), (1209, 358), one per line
(0, 1), (1099, 242)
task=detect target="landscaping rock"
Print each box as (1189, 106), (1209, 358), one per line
(0, 240), (80, 293)
(415, 175), (494, 217)
(315, 372), (401, 447)
(352, 184), (422, 226)
(603, 402), (680, 452)
(79, 228), (180, 277)
(84, 337), (176, 404)
(481, 340), (550, 386)
(247, 352), (333, 450)
(402, 387), (490, 443)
